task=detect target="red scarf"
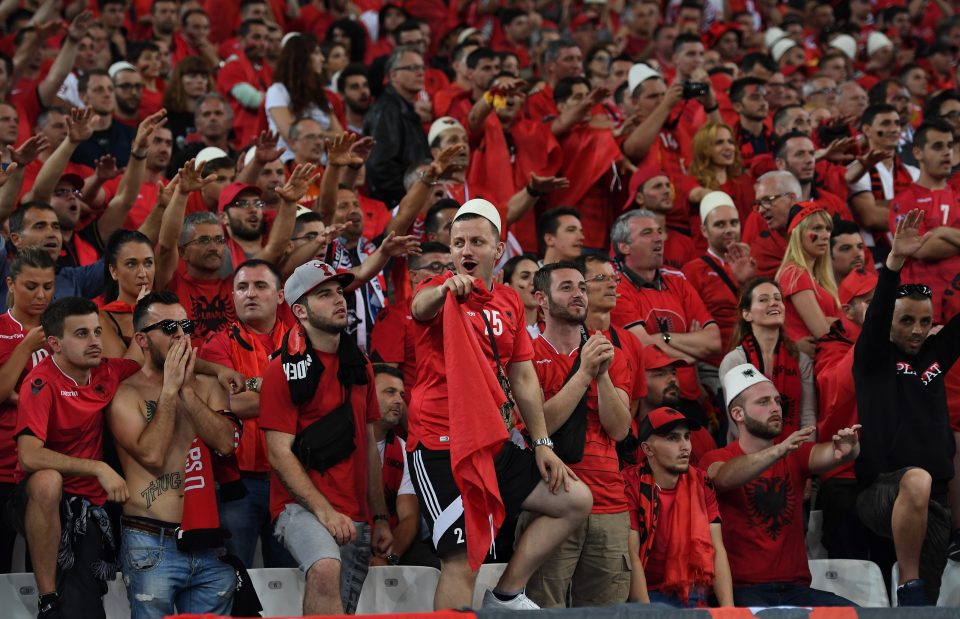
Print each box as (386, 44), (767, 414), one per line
(382, 432), (405, 529)
(741, 333), (803, 436)
(624, 458), (715, 604)
(179, 434), (235, 550)
(443, 281), (509, 570)
(548, 124), (622, 210)
(98, 300), (135, 313)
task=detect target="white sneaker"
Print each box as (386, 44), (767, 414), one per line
(481, 590), (540, 610)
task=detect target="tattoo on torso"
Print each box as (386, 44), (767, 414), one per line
(141, 472), (183, 509)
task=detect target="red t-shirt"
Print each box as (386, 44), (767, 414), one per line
(369, 301), (416, 397)
(889, 183), (960, 323)
(532, 334), (631, 513)
(0, 312), (49, 482)
(409, 275), (534, 450)
(15, 357), (140, 504)
(682, 253), (739, 367)
(618, 327), (648, 402)
(165, 270), (237, 339)
(776, 264), (840, 342)
(259, 350), (380, 521)
(742, 213), (787, 279)
(700, 441), (815, 587)
(102, 175), (164, 230)
(610, 268), (715, 400)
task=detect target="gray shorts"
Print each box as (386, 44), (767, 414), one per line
(273, 503), (371, 613)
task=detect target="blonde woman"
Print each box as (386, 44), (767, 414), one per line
(775, 202), (841, 350)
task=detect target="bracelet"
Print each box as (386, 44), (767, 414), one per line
(525, 183), (544, 198)
(130, 151), (147, 160)
(346, 163), (362, 170)
(245, 377), (261, 393)
(373, 514), (389, 523)
(418, 169), (441, 186)
(703, 102), (719, 113)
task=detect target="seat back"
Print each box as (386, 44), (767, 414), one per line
(808, 558), (889, 607)
(471, 563), (509, 609)
(937, 560), (960, 607)
(247, 567), (305, 617)
(354, 565), (440, 614)
(0, 573), (39, 619)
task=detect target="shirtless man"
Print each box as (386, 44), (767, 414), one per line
(107, 291), (239, 618)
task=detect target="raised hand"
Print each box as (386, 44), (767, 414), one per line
(178, 159), (216, 193)
(818, 136), (858, 162)
(832, 424), (861, 460)
(889, 208), (927, 261)
(162, 337), (191, 392)
(348, 136), (375, 164)
(33, 19), (64, 41)
(276, 163), (317, 203)
(726, 242), (757, 284)
(157, 175), (179, 208)
(430, 143), (468, 179)
(67, 9), (93, 41)
(95, 155), (122, 181)
(133, 108), (167, 154)
(778, 426), (816, 458)
(528, 173), (570, 195)
(67, 107), (97, 144)
(10, 135), (49, 166)
(253, 130), (286, 164)
(326, 133), (364, 168)
(857, 148), (887, 170)
(379, 231), (420, 257)
(0, 162), (18, 189)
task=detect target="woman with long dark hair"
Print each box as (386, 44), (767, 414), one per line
(99, 230), (155, 359)
(162, 56), (214, 147)
(502, 253), (541, 339)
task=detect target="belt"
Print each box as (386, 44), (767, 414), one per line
(121, 516), (180, 537)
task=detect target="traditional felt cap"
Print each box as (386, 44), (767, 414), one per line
(454, 198), (501, 235)
(195, 146), (230, 166)
(771, 38), (800, 63)
(108, 61), (137, 80)
(867, 31), (894, 56)
(627, 63), (661, 97)
(764, 27), (785, 49)
(723, 363), (773, 408)
(700, 191), (736, 223)
(829, 34), (857, 61)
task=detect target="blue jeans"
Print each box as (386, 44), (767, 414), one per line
(733, 583), (856, 607)
(218, 475), (294, 568)
(120, 526), (237, 619)
(648, 589), (707, 608)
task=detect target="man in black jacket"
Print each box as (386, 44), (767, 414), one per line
(854, 208), (960, 606)
(363, 46), (431, 206)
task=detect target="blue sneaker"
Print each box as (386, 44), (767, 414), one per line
(897, 579), (930, 606)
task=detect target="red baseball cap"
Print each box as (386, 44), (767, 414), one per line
(218, 181), (262, 214)
(57, 173), (84, 192)
(839, 268), (878, 305)
(623, 165), (668, 211)
(637, 407), (701, 442)
(644, 346), (687, 370)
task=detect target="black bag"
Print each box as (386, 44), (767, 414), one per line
(291, 387), (356, 474)
(550, 328), (590, 464)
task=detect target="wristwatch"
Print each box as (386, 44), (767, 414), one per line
(245, 377), (261, 393)
(531, 437), (554, 449)
(418, 169), (441, 186)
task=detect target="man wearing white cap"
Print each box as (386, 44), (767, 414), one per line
(700, 364), (860, 607)
(866, 32), (896, 77)
(260, 260), (393, 614)
(409, 199), (592, 610)
(109, 62), (143, 128)
(682, 191), (755, 370)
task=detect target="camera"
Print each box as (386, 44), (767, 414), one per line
(682, 81), (709, 99)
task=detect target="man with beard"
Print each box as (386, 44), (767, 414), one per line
(107, 292), (238, 617)
(772, 132), (848, 217)
(216, 19), (272, 149)
(371, 364), (427, 566)
(624, 407), (733, 607)
(70, 69), (137, 168)
(337, 65), (372, 134)
(700, 365), (860, 607)
(730, 77), (773, 168)
(217, 180), (301, 273)
(13, 297), (139, 619)
(110, 63), (143, 128)
(524, 261), (631, 608)
(260, 261), (392, 614)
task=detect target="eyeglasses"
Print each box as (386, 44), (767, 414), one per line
(53, 187), (81, 198)
(183, 235), (226, 247)
(230, 199), (265, 210)
(413, 261), (455, 274)
(585, 273), (621, 285)
(896, 284), (932, 298)
(753, 192), (793, 211)
(809, 87), (839, 97)
(394, 64), (426, 73)
(140, 318), (196, 335)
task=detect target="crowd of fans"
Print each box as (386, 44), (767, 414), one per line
(1, 0), (960, 617)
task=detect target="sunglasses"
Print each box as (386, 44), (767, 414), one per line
(896, 284), (932, 298)
(140, 319), (196, 335)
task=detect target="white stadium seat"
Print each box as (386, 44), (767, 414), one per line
(0, 572), (39, 619)
(355, 565), (440, 614)
(937, 560), (960, 607)
(808, 558), (889, 607)
(248, 567), (305, 617)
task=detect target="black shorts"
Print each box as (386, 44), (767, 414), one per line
(408, 441), (542, 559)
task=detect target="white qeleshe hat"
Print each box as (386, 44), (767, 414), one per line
(427, 117), (465, 145)
(771, 38), (799, 63)
(108, 61), (137, 80)
(699, 191), (736, 223)
(867, 31), (894, 56)
(829, 34), (857, 61)
(723, 363), (774, 408)
(454, 198), (501, 236)
(627, 63), (661, 97)
(764, 27), (785, 49)
(195, 146), (229, 166)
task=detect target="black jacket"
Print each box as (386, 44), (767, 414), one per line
(854, 266), (960, 495)
(363, 85), (430, 206)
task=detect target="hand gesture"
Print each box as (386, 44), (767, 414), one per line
(95, 156), (122, 181)
(579, 333), (613, 377)
(371, 520), (393, 558)
(857, 148), (887, 170)
(10, 135), (49, 166)
(96, 462), (129, 503)
(379, 231), (420, 258)
(662, 82), (684, 109)
(348, 135), (375, 164)
(818, 136), (858, 163)
(528, 173), (570, 195)
(133, 108), (167, 153)
(178, 159), (216, 193)
(726, 242), (757, 283)
(832, 424), (861, 460)
(326, 133), (364, 168)
(276, 162), (317, 203)
(430, 143), (468, 179)
(253, 130), (286, 164)
(777, 426), (816, 458)
(157, 175), (179, 209)
(162, 337), (191, 392)
(67, 10), (93, 41)
(67, 107), (96, 144)
(534, 444), (579, 494)
(215, 364), (246, 395)
(890, 208), (927, 260)
(0, 161), (17, 189)
(33, 19), (64, 42)
(613, 112), (642, 137)
(19, 326), (45, 354)
(414, 98), (433, 124)
(443, 273), (475, 298)
(318, 508), (357, 546)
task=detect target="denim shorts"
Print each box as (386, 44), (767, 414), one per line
(119, 525), (236, 619)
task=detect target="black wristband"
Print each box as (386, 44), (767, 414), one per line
(346, 163), (362, 170)
(130, 151), (147, 160)
(703, 103), (719, 113)
(525, 183), (544, 198)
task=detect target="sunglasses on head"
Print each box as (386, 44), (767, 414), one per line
(140, 319), (196, 335)
(896, 284), (932, 298)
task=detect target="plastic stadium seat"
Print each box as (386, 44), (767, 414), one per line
(808, 558), (889, 607)
(0, 572), (38, 619)
(104, 574), (130, 619)
(937, 560), (960, 607)
(891, 562), (899, 607)
(248, 567), (305, 617)
(471, 562), (508, 609)
(354, 565), (440, 614)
